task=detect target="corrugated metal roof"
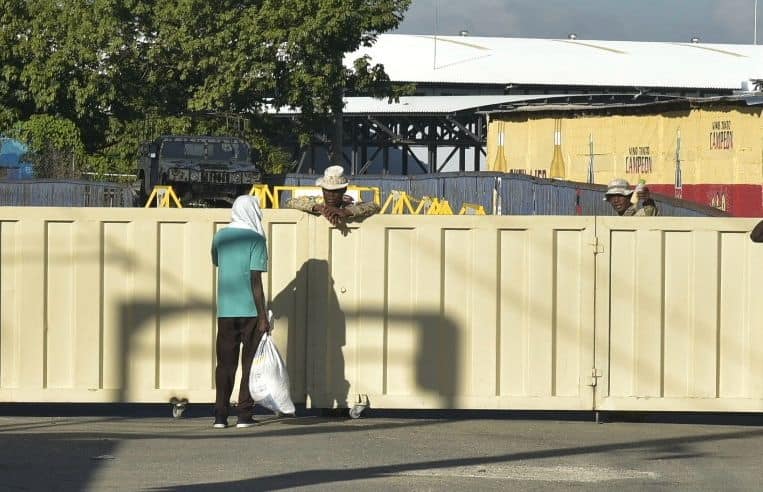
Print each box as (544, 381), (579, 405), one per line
(342, 95), (552, 113)
(346, 34), (763, 90)
(267, 94), (579, 115)
(485, 94), (763, 115)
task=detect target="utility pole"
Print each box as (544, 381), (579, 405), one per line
(756, 0), (759, 44)
(587, 134), (595, 184)
(433, 0), (438, 69)
(675, 130), (683, 199)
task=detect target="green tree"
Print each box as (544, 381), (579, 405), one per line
(10, 115), (85, 179)
(0, 0), (412, 176)
(0, 0), (31, 129)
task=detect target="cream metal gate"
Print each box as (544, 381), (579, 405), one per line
(594, 217), (763, 412)
(0, 207), (310, 404)
(306, 216), (598, 411)
(2, 209), (761, 413)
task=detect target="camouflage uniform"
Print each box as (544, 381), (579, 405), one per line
(285, 196), (380, 220)
(622, 200), (658, 216)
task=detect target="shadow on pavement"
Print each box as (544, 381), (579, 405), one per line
(148, 428), (763, 491)
(0, 415), (447, 440)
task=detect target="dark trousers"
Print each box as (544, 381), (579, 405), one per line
(215, 316), (262, 419)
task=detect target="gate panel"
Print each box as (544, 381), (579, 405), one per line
(595, 217), (763, 411)
(0, 208), (309, 404)
(307, 216), (597, 410)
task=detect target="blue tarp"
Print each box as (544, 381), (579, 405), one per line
(0, 137), (33, 179)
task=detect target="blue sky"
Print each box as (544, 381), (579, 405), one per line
(395, 0), (760, 44)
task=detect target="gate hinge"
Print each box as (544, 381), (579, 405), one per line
(589, 236), (605, 254)
(587, 368), (603, 387)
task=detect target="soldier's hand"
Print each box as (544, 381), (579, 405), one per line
(637, 186), (651, 201)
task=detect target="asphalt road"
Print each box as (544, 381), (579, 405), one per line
(1, 412), (761, 491)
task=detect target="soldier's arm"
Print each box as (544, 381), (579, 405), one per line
(751, 220), (763, 243)
(345, 201), (381, 220)
(210, 242), (218, 266)
(638, 200), (659, 216)
(285, 196), (319, 213)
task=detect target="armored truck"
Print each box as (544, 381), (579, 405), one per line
(137, 135), (260, 205)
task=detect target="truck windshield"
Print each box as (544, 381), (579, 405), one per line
(208, 141), (250, 162)
(159, 140), (250, 162)
(161, 141), (205, 159)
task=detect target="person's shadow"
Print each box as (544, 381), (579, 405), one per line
(270, 254), (460, 414)
(270, 259), (349, 412)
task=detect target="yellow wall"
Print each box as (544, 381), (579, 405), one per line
(1, 208), (762, 412)
(487, 105), (763, 185)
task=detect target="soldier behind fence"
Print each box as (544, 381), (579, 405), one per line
(603, 178), (658, 216)
(286, 165), (379, 229)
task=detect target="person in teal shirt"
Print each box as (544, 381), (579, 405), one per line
(211, 195), (270, 429)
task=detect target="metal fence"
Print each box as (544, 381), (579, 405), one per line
(499, 175), (727, 217)
(266, 173), (727, 217)
(0, 180), (136, 207)
(269, 173), (502, 213)
(0, 174), (723, 216)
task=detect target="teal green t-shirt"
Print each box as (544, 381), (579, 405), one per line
(211, 227), (268, 318)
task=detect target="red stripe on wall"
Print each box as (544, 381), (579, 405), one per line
(648, 184), (763, 217)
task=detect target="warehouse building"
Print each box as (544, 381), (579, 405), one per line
(270, 34), (763, 214)
(484, 95), (763, 216)
(349, 34), (763, 96)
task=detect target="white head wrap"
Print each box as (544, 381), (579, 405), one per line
(229, 195), (265, 238)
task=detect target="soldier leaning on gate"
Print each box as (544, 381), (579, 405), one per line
(286, 165), (380, 229)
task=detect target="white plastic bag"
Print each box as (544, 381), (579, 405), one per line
(249, 317), (296, 415)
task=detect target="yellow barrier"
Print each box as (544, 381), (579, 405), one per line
(252, 185), (381, 209)
(250, 185), (465, 216)
(413, 196), (434, 215)
(144, 185), (182, 208)
(248, 184), (277, 208)
(348, 186), (382, 206)
(426, 198), (454, 215)
(381, 192), (456, 215)
(273, 186), (315, 209)
(381, 191), (417, 214)
(458, 203), (487, 215)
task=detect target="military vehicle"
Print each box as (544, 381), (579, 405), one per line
(137, 135), (260, 205)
